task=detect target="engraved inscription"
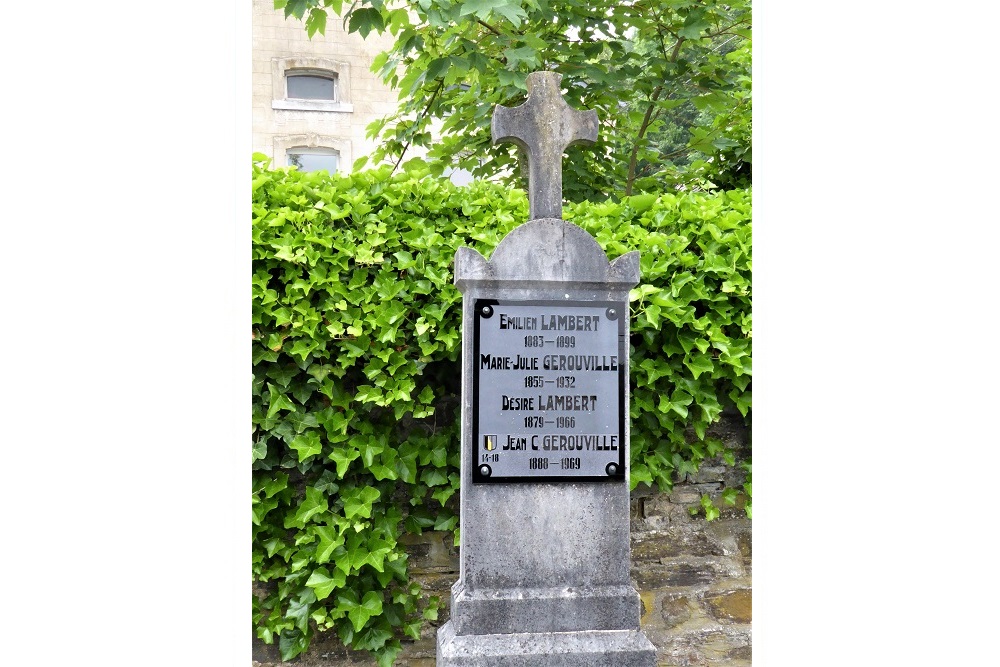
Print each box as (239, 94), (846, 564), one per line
(474, 300), (625, 480)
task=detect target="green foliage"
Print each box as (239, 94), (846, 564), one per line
(566, 189), (752, 497)
(274, 0), (751, 198)
(251, 154), (750, 662)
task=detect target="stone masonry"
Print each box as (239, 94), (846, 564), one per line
(252, 411), (751, 667)
(252, 0), (400, 171)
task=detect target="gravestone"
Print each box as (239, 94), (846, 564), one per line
(436, 71), (656, 666)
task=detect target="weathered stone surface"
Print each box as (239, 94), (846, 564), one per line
(704, 589), (752, 624)
(438, 622), (656, 667)
(698, 630), (752, 661)
(737, 531), (751, 568)
(441, 99), (653, 663)
(634, 563), (718, 590)
(408, 660), (438, 667)
(727, 646), (752, 661)
(402, 531), (460, 573)
(454, 220), (639, 287)
(442, 233), (654, 660)
(660, 594), (694, 628)
(492, 71), (598, 221)
(638, 590), (656, 624)
(654, 629), (751, 667)
(632, 532), (725, 562)
(448, 583), (643, 635)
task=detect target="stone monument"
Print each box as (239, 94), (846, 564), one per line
(436, 71), (656, 666)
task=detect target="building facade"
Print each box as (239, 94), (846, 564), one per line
(252, 0), (400, 173)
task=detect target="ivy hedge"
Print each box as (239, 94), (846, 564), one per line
(251, 155), (751, 664)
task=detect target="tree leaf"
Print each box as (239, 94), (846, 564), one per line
(347, 8), (386, 38)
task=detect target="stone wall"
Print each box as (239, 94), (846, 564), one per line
(253, 413), (751, 667)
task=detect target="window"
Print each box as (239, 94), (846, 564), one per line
(272, 57), (353, 112)
(287, 146), (340, 174)
(274, 135), (350, 176)
(286, 71), (337, 101)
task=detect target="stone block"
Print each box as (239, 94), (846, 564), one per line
(632, 531), (726, 562)
(737, 531), (751, 566)
(634, 563), (718, 590)
(704, 589), (751, 624)
(402, 530), (460, 573)
(438, 622), (656, 667)
(659, 594), (694, 628)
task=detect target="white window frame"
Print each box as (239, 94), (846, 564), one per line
(274, 134), (351, 175)
(272, 57), (353, 113)
(286, 146), (341, 173)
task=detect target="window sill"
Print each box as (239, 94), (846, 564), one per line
(272, 99), (354, 113)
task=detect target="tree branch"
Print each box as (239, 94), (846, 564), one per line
(625, 84), (664, 196)
(705, 19), (752, 39)
(476, 19), (503, 37)
(625, 34), (685, 196)
(391, 79), (444, 174)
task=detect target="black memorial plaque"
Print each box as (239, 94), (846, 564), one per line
(472, 299), (627, 483)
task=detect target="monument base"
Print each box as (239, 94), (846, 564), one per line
(436, 620), (656, 667)
(448, 583), (644, 635)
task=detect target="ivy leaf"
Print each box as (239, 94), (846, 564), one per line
(684, 353), (715, 379)
(312, 469), (340, 495)
(285, 487), (328, 528)
(341, 532), (371, 574)
(289, 432), (322, 462)
(347, 591), (384, 632)
(365, 537), (394, 572)
(359, 440), (384, 467)
(374, 641), (403, 667)
(659, 390), (692, 418)
(252, 440), (267, 463)
(700, 494), (720, 521)
(314, 523), (345, 564)
(305, 567), (346, 600)
(278, 629), (309, 662)
(252, 496), (278, 526)
(433, 513), (457, 532)
(395, 452), (417, 484)
(343, 486), (381, 520)
(286, 589), (316, 632)
(733, 388), (752, 417)
(421, 468), (448, 487)
(266, 383), (297, 419)
(263, 472), (289, 498)
(358, 624), (394, 653)
(630, 463), (653, 488)
(329, 446), (360, 478)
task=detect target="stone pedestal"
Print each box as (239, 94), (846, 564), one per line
(437, 219), (656, 666)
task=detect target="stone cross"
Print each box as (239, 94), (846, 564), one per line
(492, 71), (598, 220)
(438, 71), (655, 667)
